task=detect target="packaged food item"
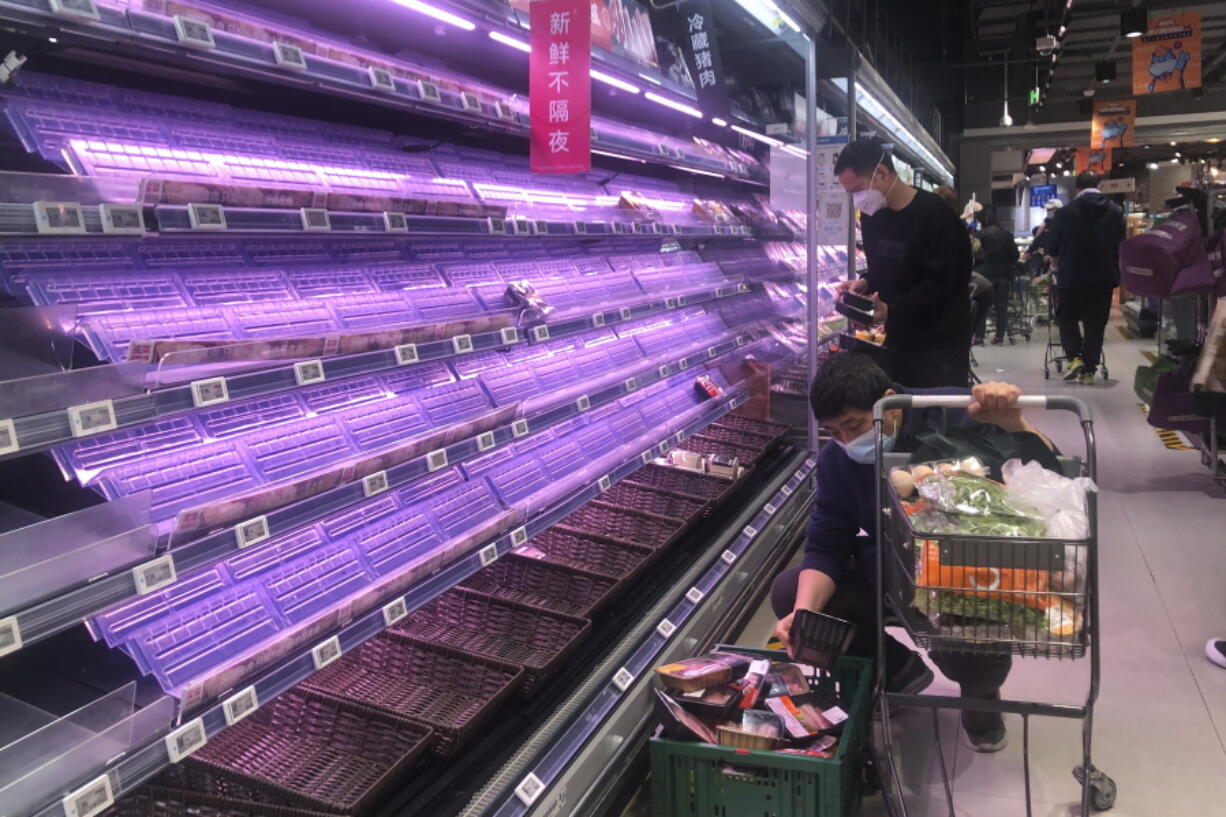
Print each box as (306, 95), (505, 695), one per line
(677, 684), (744, 721)
(737, 659), (770, 708)
(652, 688), (716, 743)
(717, 710), (784, 750)
(766, 664), (811, 698)
(916, 468), (1043, 521)
(655, 652), (751, 692)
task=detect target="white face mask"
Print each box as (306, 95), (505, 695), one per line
(852, 152), (897, 216)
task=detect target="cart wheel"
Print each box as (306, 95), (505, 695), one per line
(1073, 765), (1117, 811)
(1044, 368), (1051, 380)
(1101, 367), (1109, 380)
(1056, 360), (1063, 373)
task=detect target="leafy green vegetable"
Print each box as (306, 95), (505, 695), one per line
(917, 472), (1042, 521)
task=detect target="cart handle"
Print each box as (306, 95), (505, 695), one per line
(872, 393), (1092, 422)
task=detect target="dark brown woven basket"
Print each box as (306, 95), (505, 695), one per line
(388, 587), (591, 694)
(679, 433), (761, 465)
(531, 525), (657, 579)
(459, 554), (620, 618)
(558, 502), (683, 549)
(626, 464), (733, 500)
(714, 413), (791, 440)
(103, 785), (335, 817)
(598, 481), (709, 521)
(176, 688), (434, 815)
(300, 635), (523, 755)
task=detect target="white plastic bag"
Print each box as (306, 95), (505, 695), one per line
(1001, 458), (1097, 591)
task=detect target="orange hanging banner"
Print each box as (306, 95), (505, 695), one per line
(1075, 146), (1112, 175)
(1090, 100), (1135, 149)
(1133, 14), (1201, 96)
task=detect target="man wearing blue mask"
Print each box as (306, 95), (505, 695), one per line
(771, 353), (1051, 753)
(835, 138), (973, 387)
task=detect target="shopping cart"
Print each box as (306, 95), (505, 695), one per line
(1042, 284), (1109, 381)
(870, 394), (1116, 817)
(983, 275), (1037, 345)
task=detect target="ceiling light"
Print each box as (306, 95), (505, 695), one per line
(1206, 138), (1223, 144)
(1170, 157), (1179, 164)
(731, 124), (784, 147)
(644, 91), (702, 119)
(1121, 8), (1147, 39)
(1055, 161), (1062, 168)
(1170, 141), (1178, 146)
(711, 117), (728, 127)
(48, 37), (58, 43)
(1039, 165), (1047, 171)
(1063, 169), (1071, 176)
(1147, 162), (1159, 170)
(388, 0), (476, 31)
(488, 31), (531, 52)
(1095, 61), (1116, 84)
(591, 69), (640, 94)
(782, 144), (809, 158)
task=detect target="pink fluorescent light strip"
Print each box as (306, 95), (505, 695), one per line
(731, 124), (784, 147)
(488, 32), (641, 94)
(644, 92), (702, 119)
(593, 148), (646, 163)
(388, 0), (476, 30)
(671, 164), (725, 178)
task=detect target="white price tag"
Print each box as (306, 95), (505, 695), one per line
(394, 343), (419, 365)
(532, 324), (551, 342)
(743, 525), (759, 538)
(674, 431), (685, 443)
(190, 376), (229, 408)
(49, 0), (100, 21)
(479, 543), (499, 566)
(0, 615), (22, 657)
(677, 294), (687, 306)
(764, 503), (778, 516)
(369, 67), (396, 92)
(300, 208), (331, 231)
(591, 313), (605, 327)
(806, 456), (818, 468)
(665, 296), (678, 309)
(382, 597), (408, 626)
(495, 101), (515, 120)
(362, 470), (389, 497)
(612, 667), (635, 692)
(510, 525), (529, 546)
(187, 202), (226, 230)
(597, 475), (611, 493)
(417, 80), (441, 101)
(825, 705), (848, 725)
(739, 283), (750, 293)
(656, 619), (677, 638)
(67, 399), (117, 438)
(576, 395), (590, 412)
(222, 685), (259, 726)
(274, 41), (307, 70)
(311, 636), (342, 670)
(658, 441), (670, 455)
(426, 448), (448, 472)
(235, 515), (271, 549)
(535, 220), (550, 235)
(512, 419), (530, 438)
(721, 549), (737, 564)
(658, 365), (670, 378)
(781, 483), (794, 496)
(452, 334), (474, 354)
(477, 431), (496, 452)
(624, 376), (637, 392)
(173, 15), (216, 48)
(640, 450), (653, 464)
(133, 555), (177, 595)
(487, 217), (506, 234)
(165, 717), (207, 763)
(62, 774), (113, 817)
(620, 306), (632, 320)
(514, 773), (545, 807)
(686, 587), (705, 604)
(99, 203), (145, 234)
(460, 92), (481, 112)
(293, 359), (325, 386)
(383, 211), (408, 231)
(574, 221), (588, 234)
(0, 418), (19, 456)
(707, 346), (719, 359)
(501, 327), (520, 345)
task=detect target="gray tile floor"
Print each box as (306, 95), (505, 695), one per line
(644, 315), (1226, 817)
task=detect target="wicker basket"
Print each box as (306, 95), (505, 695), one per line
(300, 635), (523, 755)
(626, 464), (732, 500)
(714, 413), (790, 440)
(176, 688), (433, 815)
(598, 481), (709, 521)
(459, 554), (620, 618)
(389, 587), (591, 694)
(558, 502), (683, 549)
(104, 785), (335, 817)
(531, 526), (657, 580)
(703, 423), (777, 451)
(679, 433), (762, 465)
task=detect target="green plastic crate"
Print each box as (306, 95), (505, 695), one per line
(650, 656), (872, 817)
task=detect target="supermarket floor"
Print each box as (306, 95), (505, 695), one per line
(647, 314), (1226, 817)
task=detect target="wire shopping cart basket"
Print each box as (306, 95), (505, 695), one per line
(1043, 282), (1109, 381)
(871, 394), (1116, 817)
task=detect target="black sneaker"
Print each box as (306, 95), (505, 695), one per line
(885, 652), (934, 695)
(1207, 638), (1226, 669)
(962, 708), (1008, 753)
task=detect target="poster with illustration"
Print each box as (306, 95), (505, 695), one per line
(1133, 14), (1201, 95)
(1075, 146), (1113, 175)
(508, 0), (659, 69)
(1090, 100), (1135, 149)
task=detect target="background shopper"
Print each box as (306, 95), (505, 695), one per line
(1044, 172), (1125, 384)
(835, 138), (973, 388)
(975, 205), (1020, 345)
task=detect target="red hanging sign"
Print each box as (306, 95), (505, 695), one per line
(530, 0), (591, 174)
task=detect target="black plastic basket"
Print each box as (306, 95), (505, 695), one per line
(300, 635), (523, 755)
(459, 553), (621, 618)
(625, 463), (733, 500)
(174, 687), (434, 815)
(389, 586), (591, 695)
(104, 786), (335, 817)
(558, 502), (683, 549)
(531, 526), (658, 580)
(789, 609), (857, 669)
(598, 481), (709, 521)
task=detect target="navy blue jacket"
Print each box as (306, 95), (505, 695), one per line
(801, 386), (972, 583)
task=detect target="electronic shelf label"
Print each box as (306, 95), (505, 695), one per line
(362, 470), (390, 497)
(452, 334), (474, 354)
(0, 418), (19, 456)
(0, 615), (22, 658)
(512, 419), (530, 438)
(479, 543), (499, 566)
(187, 203), (226, 230)
(190, 376), (230, 408)
(532, 325), (551, 342)
(461, 92), (482, 112)
(311, 636), (342, 670)
(382, 597), (408, 626)
(299, 208), (331, 231)
(620, 307), (633, 320)
(33, 201), (86, 235)
(624, 376), (637, 392)
(99, 203), (146, 235)
(49, 0), (100, 21)
(369, 67), (396, 92)
(510, 526), (529, 546)
(62, 774), (113, 817)
(417, 80), (441, 102)
(67, 400), (117, 438)
(394, 343), (419, 365)
(612, 667), (635, 692)
(597, 475), (611, 493)
(426, 448), (448, 472)
(132, 555), (177, 596)
(477, 431), (496, 452)
(235, 515), (271, 549)
(222, 685), (259, 726)
(514, 773), (545, 807)
(656, 618), (677, 639)
(173, 16), (216, 49)
(383, 211), (408, 231)
(164, 718), (207, 763)
(591, 313), (605, 327)
(576, 395), (591, 412)
(293, 359), (325, 386)
(685, 587), (705, 604)
(721, 549), (737, 564)
(500, 327), (520, 345)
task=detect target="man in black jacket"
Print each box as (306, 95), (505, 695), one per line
(835, 138), (973, 388)
(975, 206), (1020, 345)
(1044, 172), (1125, 384)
